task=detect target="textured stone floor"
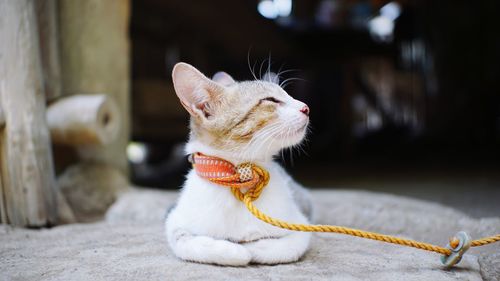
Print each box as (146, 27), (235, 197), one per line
(1, 189), (499, 281)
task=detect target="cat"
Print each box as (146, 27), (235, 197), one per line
(165, 62), (314, 266)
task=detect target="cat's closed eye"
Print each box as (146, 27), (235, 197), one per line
(261, 97), (282, 104)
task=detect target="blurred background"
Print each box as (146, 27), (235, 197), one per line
(127, 0), (500, 217)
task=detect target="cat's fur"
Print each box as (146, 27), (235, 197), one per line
(165, 62), (313, 266)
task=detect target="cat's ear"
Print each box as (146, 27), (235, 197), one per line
(172, 62), (223, 119)
(212, 71), (235, 86)
(263, 72), (279, 84)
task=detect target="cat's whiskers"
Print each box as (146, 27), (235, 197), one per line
(280, 126), (289, 163)
(258, 59), (267, 81)
(252, 124), (282, 153)
(299, 126), (312, 156)
(247, 48), (259, 81)
(236, 122), (282, 160)
(250, 115), (305, 160)
(260, 122), (289, 157)
(252, 122), (285, 158)
(283, 115), (308, 164)
(276, 68), (300, 77)
(266, 53), (272, 82)
(285, 121), (295, 165)
(280, 77), (305, 89)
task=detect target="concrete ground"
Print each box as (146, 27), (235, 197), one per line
(293, 165), (500, 218)
(1, 188), (499, 281)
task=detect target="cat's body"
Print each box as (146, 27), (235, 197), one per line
(165, 63), (313, 266)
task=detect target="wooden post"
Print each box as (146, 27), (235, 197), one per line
(0, 0), (58, 226)
(58, 0), (130, 174)
(35, 0), (62, 102)
(0, 102), (6, 223)
(0, 103), (4, 128)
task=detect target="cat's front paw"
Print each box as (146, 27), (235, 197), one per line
(245, 239), (299, 264)
(243, 233), (311, 265)
(208, 239), (252, 266)
(167, 227), (251, 266)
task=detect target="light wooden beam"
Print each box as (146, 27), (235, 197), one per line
(0, 0), (58, 226)
(35, 0), (62, 102)
(0, 104), (4, 128)
(59, 0), (130, 174)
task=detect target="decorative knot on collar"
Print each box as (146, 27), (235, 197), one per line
(188, 152), (270, 202)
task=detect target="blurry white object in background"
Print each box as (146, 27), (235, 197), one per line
(127, 142), (148, 164)
(258, 0), (292, 20)
(258, 0), (279, 19)
(369, 2), (402, 42)
(275, 0), (292, 17)
(369, 16), (394, 42)
(380, 2), (401, 21)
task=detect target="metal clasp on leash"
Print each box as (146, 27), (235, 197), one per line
(441, 231), (471, 268)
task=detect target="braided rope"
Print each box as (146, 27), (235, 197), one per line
(471, 235), (500, 247)
(205, 163), (500, 257)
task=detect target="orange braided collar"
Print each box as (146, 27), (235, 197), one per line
(188, 152), (263, 189)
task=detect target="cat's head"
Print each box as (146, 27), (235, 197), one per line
(172, 62), (309, 161)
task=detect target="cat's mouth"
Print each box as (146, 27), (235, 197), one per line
(277, 122), (308, 139)
(294, 123), (308, 134)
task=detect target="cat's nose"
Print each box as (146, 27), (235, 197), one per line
(300, 105), (310, 116)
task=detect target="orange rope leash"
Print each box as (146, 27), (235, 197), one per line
(191, 153), (500, 267)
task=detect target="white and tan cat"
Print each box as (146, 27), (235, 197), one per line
(165, 62), (313, 266)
